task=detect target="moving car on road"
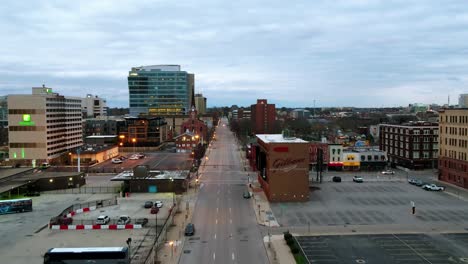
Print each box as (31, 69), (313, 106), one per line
(332, 176), (342, 182)
(96, 215), (110, 225)
(422, 184), (445, 191)
(381, 170), (395, 175)
(150, 206), (159, 214)
(243, 191), (251, 199)
(185, 223), (195, 236)
(353, 176), (364, 183)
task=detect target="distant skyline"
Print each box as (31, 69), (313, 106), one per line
(1, 1), (468, 108)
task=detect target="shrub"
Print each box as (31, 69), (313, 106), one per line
(291, 245), (300, 254)
(286, 238), (295, 246)
(284, 232), (293, 240)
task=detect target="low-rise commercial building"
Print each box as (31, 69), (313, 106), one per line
(379, 122), (438, 169)
(256, 134), (309, 202)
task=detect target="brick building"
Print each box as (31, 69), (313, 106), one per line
(256, 134), (309, 202)
(309, 142), (329, 171)
(379, 122), (438, 169)
(179, 106), (208, 144)
(439, 108), (468, 188)
(251, 99), (276, 134)
(117, 117), (168, 147)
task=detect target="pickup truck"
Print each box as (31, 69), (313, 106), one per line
(422, 184), (445, 191)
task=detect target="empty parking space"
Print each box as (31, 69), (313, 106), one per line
(297, 233), (468, 264)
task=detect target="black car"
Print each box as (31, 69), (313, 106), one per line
(332, 176), (342, 182)
(414, 180), (425, 186)
(185, 223), (195, 236)
(243, 191), (251, 199)
(135, 218), (149, 226)
(144, 201), (154, 208)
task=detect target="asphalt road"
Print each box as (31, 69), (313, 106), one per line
(179, 119), (269, 264)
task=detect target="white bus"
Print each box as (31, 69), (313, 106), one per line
(43, 247), (129, 264)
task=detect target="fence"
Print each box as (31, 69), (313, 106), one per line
(131, 197), (180, 264)
(43, 185), (121, 194)
(49, 197), (119, 226)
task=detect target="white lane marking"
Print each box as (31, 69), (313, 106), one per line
(230, 233), (233, 238)
(216, 207), (219, 213)
(213, 252), (216, 260)
(230, 219), (232, 224)
(232, 253), (235, 260)
(229, 207), (231, 213)
(214, 233), (217, 239)
(216, 219), (218, 224)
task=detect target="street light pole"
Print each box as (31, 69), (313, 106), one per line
(132, 138), (136, 154)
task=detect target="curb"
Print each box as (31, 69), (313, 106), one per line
(66, 206), (97, 217)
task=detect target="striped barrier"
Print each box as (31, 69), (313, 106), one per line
(50, 224), (142, 230)
(66, 206), (97, 218)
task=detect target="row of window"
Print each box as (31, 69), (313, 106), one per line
(441, 159), (468, 173)
(443, 149), (467, 161)
(10, 142), (47, 148)
(9, 126), (45, 131)
(9, 109), (45, 114)
(442, 115), (468, 124)
(385, 146), (438, 159)
(441, 126), (468, 136)
(381, 126), (438, 135)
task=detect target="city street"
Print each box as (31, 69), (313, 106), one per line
(179, 119), (269, 264)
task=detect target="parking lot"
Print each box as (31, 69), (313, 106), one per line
(271, 181), (468, 230)
(296, 233), (468, 264)
(72, 193), (174, 226)
(91, 152), (192, 172)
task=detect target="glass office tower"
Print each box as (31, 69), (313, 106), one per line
(128, 65), (194, 117)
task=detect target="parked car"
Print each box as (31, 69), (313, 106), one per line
(96, 215), (110, 225)
(155, 201), (163, 208)
(117, 215), (131, 225)
(184, 223), (195, 236)
(136, 153), (145, 159)
(414, 180), (425, 186)
(40, 163), (51, 169)
(144, 201), (154, 208)
(150, 206), (159, 214)
(129, 155), (139, 160)
(119, 156), (127, 160)
(408, 178), (418, 185)
(353, 176), (364, 183)
(135, 218), (149, 226)
(243, 191), (251, 199)
(111, 158), (123, 164)
(422, 184), (445, 191)
(50, 215), (73, 225)
(332, 176), (342, 182)
(381, 170), (395, 175)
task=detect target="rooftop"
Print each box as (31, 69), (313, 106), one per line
(111, 170), (189, 181)
(256, 134), (308, 143)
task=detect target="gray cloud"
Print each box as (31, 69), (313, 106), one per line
(1, 0), (468, 107)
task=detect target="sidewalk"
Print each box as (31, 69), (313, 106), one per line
(155, 184), (199, 264)
(264, 235), (296, 264)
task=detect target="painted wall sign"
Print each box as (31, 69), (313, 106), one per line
(272, 158), (305, 172)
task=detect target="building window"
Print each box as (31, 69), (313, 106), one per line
(413, 152), (420, 159)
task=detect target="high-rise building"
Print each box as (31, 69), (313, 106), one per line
(458, 94), (468, 108)
(128, 65), (194, 117)
(251, 99), (276, 134)
(0, 96), (7, 127)
(8, 86), (83, 164)
(438, 108), (468, 188)
(379, 122), (438, 169)
(81, 94), (107, 118)
(194, 93), (207, 114)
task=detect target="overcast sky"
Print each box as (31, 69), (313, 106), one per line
(1, 0), (468, 108)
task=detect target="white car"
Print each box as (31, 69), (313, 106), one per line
(117, 215), (131, 225)
(111, 158), (122, 164)
(155, 201), (163, 208)
(96, 215), (110, 225)
(422, 184), (445, 191)
(381, 170), (395, 175)
(129, 156), (139, 160)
